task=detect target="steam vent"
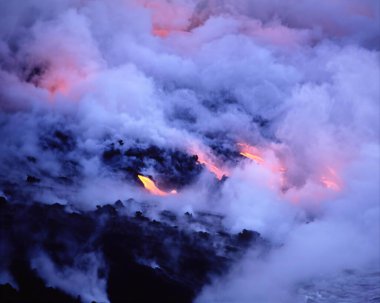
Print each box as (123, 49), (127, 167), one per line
(1, 1), (379, 303)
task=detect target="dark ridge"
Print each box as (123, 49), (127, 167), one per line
(26, 156), (37, 163)
(102, 144), (203, 190)
(24, 65), (45, 85)
(209, 142), (241, 163)
(201, 91), (239, 114)
(40, 129), (76, 153)
(0, 282), (81, 303)
(171, 106), (198, 124)
(199, 132), (241, 163)
(26, 175), (40, 184)
(0, 199), (263, 303)
(252, 115), (280, 142)
(253, 115), (270, 128)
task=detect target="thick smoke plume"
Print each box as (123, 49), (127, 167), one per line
(0, 0), (379, 302)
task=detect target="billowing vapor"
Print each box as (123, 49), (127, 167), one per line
(0, 0), (379, 302)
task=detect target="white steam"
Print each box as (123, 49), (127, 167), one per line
(0, 0), (379, 302)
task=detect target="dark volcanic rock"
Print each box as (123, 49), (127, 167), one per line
(103, 144), (203, 190)
(24, 64), (46, 86)
(40, 129), (76, 153)
(26, 175), (41, 184)
(0, 200), (263, 303)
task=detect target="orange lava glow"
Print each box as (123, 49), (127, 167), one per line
(190, 146), (227, 180)
(37, 64), (91, 100)
(321, 178), (340, 191)
(137, 175), (176, 196)
(238, 142), (288, 191)
(44, 78), (69, 95)
(138, 0), (192, 37)
(238, 143), (265, 164)
(240, 152), (264, 164)
(237, 143), (343, 204)
(152, 28), (170, 37)
(240, 148), (288, 190)
(320, 167), (341, 191)
(197, 156), (226, 180)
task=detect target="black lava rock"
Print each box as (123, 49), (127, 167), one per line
(0, 201), (263, 303)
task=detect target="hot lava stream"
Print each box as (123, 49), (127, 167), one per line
(138, 175), (177, 196)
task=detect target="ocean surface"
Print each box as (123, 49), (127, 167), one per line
(297, 270), (380, 303)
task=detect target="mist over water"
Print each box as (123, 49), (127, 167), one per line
(0, 1), (379, 302)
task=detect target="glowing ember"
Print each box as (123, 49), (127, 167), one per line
(137, 175), (175, 196)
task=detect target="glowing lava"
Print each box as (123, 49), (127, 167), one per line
(152, 28), (170, 38)
(137, 175), (176, 196)
(238, 143), (265, 164)
(197, 156), (226, 180)
(138, 0), (192, 37)
(320, 167), (341, 191)
(238, 142), (342, 192)
(190, 147), (227, 180)
(240, 151), (264, 164)
(44, 78), (69, 96)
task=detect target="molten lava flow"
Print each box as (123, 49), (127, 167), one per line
(240, 152), (264, 164)
(320, 167), (341, 191)
(198, 156), (226, 180)
(321, 178), (340, 191)
(189, 146), (227, 180)
(194, 150), (227, 180)
(238, 142), (287, 173)
(238, 143), (264, 164)
(237, 142), (291, 191)
(138, 0), (192, 37)
(44, 78), (69, 96)
(152, 28), (170, 38)
(37, 64), (91, 100)
(238, 142), (343, 204)
(137, 175), (175, 196)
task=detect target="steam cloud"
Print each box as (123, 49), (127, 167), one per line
(0, 0), (379, 302)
